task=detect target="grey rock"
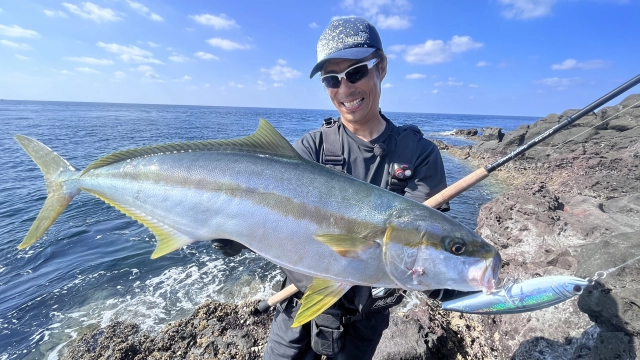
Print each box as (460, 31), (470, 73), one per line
(481, 127), (504, 142)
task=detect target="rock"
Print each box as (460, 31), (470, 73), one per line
(61, 300), (274, 360)
(454, 128), (479, 137)
(481, 127), (504, 142)
(446, 94), (640, 359)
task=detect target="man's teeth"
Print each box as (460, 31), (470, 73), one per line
(343, 98), (363, 107)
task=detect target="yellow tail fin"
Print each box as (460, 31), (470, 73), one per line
(14, 135), (81, 248)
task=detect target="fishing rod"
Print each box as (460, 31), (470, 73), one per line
(257, 73), (640, 313)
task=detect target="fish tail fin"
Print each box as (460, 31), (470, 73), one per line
(14, 135), (81, 249)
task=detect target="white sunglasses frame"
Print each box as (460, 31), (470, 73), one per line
(320, 58), (379, 89)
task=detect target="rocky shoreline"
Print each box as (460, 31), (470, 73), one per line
(61, 95), (640, 360)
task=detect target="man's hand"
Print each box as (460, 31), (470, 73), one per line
(211, 239), (246, 257)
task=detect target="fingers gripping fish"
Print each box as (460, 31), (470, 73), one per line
(14, 120), (502, 327)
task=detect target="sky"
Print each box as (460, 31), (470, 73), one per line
(0, 0), (638, 116)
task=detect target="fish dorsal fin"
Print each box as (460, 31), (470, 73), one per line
(82, 119), (301, 174)
(291, 278), (351, 327)
(85, 189), (195, 258)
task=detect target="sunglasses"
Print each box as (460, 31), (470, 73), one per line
(320, 58), (379, 89)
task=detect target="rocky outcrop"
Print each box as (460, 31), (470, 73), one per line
(454, 93), (640, 359)
(454, 128), (479, 137)
(62, 300), (275, 360)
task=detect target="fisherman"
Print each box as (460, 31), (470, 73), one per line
(213, 16), (465, 359)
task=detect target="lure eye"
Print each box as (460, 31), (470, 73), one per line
(573, 285), (583, 294)
(451, 244), (465, 255)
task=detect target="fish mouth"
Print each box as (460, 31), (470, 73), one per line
(474, 253), (502, 293)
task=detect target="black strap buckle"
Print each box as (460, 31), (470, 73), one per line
(341, 312), (365, 324)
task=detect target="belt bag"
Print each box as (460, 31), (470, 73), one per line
(359, 288), (406, 313)
(311, 308), (344, 356)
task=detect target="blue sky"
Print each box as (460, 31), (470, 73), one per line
(0, 0), (638, 116)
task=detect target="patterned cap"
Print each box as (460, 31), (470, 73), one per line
(310, 17), (383, 79)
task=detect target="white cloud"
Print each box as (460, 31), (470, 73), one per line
(194, 51), (219, 60)
(393, 35), (483, 65)
(228, 82), (244, 88)
(62, 2), (122, 23)
(65, 56), (113, 65)
(126, 0), (163, 21)
(44, 9), (68, 18)
(174, 75), (192, 82)
(121, 54), (163, 64)
(499, 0), (557, 19)
(97, 42), (163, 64)
(1, 40), (32, 50)
(277, 59), (287, 65)
(114, 71), (126, 79)
(476, 61), (491, 67)
(134, 65), (154, 72)
(468, 84), (479, 88)
(534, 77), (581, 89)
(261, 65), (302, 81)
(147, 41), (160, 47)
(435, 78), (464, 86)
(169, 53), (189, 63)
(405, 73), (425, 79)
(76, 66), (99, 73)
(386, 53), (397, 59)
(341, 0), (412, 29)
(145, 72), (160, 78)
(15, 54), (30, 60)
(53, 69), (74, 75)
(273, 83), (284, 87)
(432, 89), (438, 94)
(0, 8), (3, 13)
(0, 24), (40, 38)
(206, 38), (250, 50)
(374, 14), (411, 29)
(191, 14), (238, 29)
(382, 83), (393, 88)
(309, 22), (318, 28)
(204, 84), (210, 88)
(551, 58), (609, 70)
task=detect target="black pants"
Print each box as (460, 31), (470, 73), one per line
(263, 297), (390, 360)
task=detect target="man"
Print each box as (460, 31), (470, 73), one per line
(213, 16), (461, 359)
(260, 17), (452, 359)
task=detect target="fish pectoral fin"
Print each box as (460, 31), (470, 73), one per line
(86, 190), (194, 258)
(291, 278), (351, 328)
(314, 234), (378, 259)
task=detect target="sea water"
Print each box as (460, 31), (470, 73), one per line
(0, 100), (538, 359)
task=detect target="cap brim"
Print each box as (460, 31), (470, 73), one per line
(309, 47), (377, 79)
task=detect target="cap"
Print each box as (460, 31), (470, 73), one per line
(310, 17), (383, 79)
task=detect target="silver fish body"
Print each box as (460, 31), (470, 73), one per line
(15, 120), (501, 325)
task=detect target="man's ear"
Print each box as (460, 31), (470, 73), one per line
(377, 54), (388, 83)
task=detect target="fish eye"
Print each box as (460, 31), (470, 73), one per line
(452, 244), (465, 255)
(443, 236), (466, 255)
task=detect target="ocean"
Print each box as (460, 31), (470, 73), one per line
(0, 100), (538, 359)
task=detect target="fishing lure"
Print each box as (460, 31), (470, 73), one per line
(441, 275), (590, 314)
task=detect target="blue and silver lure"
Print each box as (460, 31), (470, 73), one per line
(442, 275), (590, 314)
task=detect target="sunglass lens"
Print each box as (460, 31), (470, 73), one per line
(322, 76), (341, 89)
(346, 65), (369, 84)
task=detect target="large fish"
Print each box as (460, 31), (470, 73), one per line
(15, 120), (501, 326)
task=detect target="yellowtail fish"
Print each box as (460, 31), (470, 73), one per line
(15, 120), (501, 327)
